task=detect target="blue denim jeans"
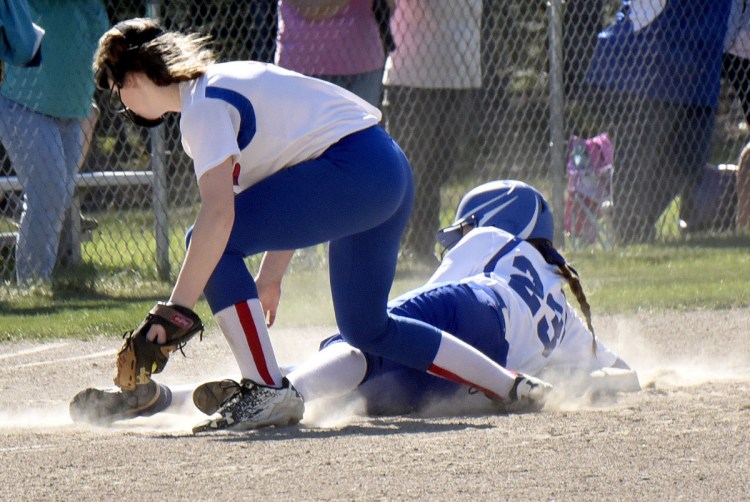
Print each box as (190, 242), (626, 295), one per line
(0, 94), (83, 283)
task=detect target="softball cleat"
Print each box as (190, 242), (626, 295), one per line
(192, 378), (304, 433)
(69, 380), (172, 425)
(192, 378), (243, 416)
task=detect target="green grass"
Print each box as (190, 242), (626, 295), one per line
(2, 237), (750, 341)
(2, 197), (749, 340)
(0, 266), (427, 342)
(568, 237), (750, 313)
(80, 206), (198, 277)
(0, 277), (186, 341)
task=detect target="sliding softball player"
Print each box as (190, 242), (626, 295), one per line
(194, 181), (636, 417)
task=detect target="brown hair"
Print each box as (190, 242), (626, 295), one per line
(527, 238), (598, 356)
(93, 18), (215, 89)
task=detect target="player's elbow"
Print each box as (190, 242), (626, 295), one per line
(197, 201), (235, 236)
(210, 205), (235, 234)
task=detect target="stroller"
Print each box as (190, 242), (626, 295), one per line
(565, 133), (614, 248)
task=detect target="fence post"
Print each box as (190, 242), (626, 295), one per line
(546, 0), (566, 249)
(146, 0), (171, 280)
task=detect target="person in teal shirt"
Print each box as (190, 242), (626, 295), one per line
(0, 0), (109, 283)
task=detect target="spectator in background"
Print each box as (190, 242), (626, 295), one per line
(587, 0), (732, 243)
(184, 1), (278, 63)
(383, 0), (483, 261)
(0, 0), (109, 284)
(249, 0), (279, 63)
(723, 0), (750, 126)
(721, 1), (750, 233)
(562, 0), (603, 99)
(275, 0), (392, 107)
(0, 0), (44, 219)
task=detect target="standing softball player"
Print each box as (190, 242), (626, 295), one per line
(190, 181), (634, 417)
(70, 19), (551, 431)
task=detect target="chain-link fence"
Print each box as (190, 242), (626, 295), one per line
(1, 0), (748, 283)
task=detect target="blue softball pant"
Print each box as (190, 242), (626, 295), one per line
(189, 125), (446, 370)
(322, 281), (510, 415)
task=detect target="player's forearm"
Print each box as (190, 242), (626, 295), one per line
(169, 204), (234, 308)
(257, 250), (295, 287)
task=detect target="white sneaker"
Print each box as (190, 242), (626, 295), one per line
(192, 378), (304, 433)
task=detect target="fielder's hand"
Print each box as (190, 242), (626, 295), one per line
(113, 302), (204, 390)
(256, 276), (281, 327)
(255, 250), (294, 327)
(146, 323), (167, 344)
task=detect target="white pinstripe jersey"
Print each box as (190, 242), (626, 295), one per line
(427, 226), (619, 375)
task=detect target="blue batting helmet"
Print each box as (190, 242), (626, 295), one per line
(436, 180), (554, 250)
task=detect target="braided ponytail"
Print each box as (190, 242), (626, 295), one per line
(527, 239), (598, 355)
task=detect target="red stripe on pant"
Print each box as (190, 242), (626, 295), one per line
(235, 301), (275, 386)
(427, 363), (502, 401)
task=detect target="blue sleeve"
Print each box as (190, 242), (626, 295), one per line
(0, 0), (44, 67)
(587, 0), (732, 107)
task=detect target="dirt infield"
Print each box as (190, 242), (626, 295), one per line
(1, 310), (749, 501)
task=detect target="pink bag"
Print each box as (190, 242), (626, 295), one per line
(565, 133), (614, 244)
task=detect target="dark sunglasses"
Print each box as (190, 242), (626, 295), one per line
(95, 24), (166, 128)
(96, 62), (121, 91)
(97, 63), (165, 128)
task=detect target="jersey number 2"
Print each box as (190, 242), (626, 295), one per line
(508, 255), (564, 357)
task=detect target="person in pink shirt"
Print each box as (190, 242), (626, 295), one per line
(275, 0), (392, 107)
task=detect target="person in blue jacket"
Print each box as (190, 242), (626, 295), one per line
(0, 0), (44, 71)
(587, 0), (732, 243)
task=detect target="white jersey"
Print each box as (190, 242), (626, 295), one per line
(178, 62), (382, 191)
(428, 227), (619, 375)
